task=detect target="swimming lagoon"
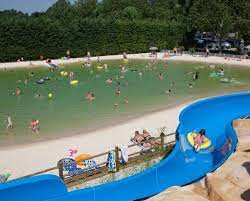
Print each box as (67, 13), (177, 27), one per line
(0, 59), (249, 147)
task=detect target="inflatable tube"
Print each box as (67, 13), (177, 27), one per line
(70, 80), (78, 85)
(60, 71), (68, 76)
(187, 132), (211, 149)
(209, 72), (223, 78)
(123, 59), (128, 63)
(75, 154), (92, 166)
(97, 66), (103, 69)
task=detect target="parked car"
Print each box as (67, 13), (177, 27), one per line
(221, 42), (231, 50)
(243, 45), (250, 55)
(206, 42), (220, 52)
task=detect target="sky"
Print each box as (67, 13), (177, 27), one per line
(0, 0), (70, 14)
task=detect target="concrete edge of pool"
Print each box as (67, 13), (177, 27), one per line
(2, 92), (250, 201)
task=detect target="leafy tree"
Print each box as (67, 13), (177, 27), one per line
(123, 7), (139, 20)
(189, 0), (234, 42)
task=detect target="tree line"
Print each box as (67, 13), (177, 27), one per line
(0, 0), (249, 62)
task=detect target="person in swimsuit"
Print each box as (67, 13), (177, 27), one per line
(165, 89), (172, 94)
(106, 78), (113, 84)
(30, 119), (39, 133)
(193, 72), (199, 81)
(133, 131), (144, 143)
(16, 87), (21, 96)
(219, 68), (224, 76)
(193, 129), (206, 152)
(6, 116), (13, 129)
(188, 83), (193, 88)
(159, 72), (163, 80)
(116, 88), (121, 96)
(69, 72), (74, 79)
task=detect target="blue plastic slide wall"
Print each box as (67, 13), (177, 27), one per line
(1, 92), (249, 201)
(0, 175), (67, 201)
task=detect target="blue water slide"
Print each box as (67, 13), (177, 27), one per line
(1, 92), (249, 201)
(0, 175), (67, 201)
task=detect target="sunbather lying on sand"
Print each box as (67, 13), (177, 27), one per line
(132, 130), (160, 147)
(142, 129), (160, 146)
(133, 131), (144, 143)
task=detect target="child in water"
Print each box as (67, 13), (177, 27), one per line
(193, 72), (199, 80)
(116, 88), (121, 95)
(159, 72), (163, 80)
(30, 120), (39, 133)
(16, 87), (21, 96)
(6, 116), (13, 129)
(193, 129), (207, 152)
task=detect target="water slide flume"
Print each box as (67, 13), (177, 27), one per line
(2, 92), (247, 201)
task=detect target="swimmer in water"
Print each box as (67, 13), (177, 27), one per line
(124, 99), (129, 104)
(193, 72), (199, 80)
(24, 79), (28, 85)
(16, 87), (21, 96)
(114, 103), (119, 108)
(219, 67), (224, 76)
(139, 72), (143, 77)
(30, 119), (39, 133)
(188, 83), (193, 88)
(121, 65), (126, 72)
(34, 93), (42, 98)
(6, 115), (13, 129)
(106, 78), (113, 84)
(165, 89), (172, 94)
(85, 91), (95, 102)
(116, 88), (121, 96)
(29, 72), (34, 77)
(69, 71), (74, 79)
(159, 72), (163, 80)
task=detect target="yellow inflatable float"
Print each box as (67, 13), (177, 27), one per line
(60, 71), (68, 76)
(97, 66), (103, 69)
(123, 59), (128, 63)
(70, 80), (79, 85)
(187, 132), (211, 149)
(75, 154), (92, 166)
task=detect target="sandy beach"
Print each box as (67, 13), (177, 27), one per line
(1, 53), (250, 70)
(0, 102), (187, 179)
(0, 53), (249, 180)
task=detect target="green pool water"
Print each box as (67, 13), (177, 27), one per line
(0, 59), (250, 147)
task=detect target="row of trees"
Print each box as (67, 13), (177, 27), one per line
(0, 0), (249, 62)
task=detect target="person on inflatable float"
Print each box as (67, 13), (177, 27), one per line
(194, 129), (206, 152)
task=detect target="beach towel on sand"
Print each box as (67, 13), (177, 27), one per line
(121, 145), (128, 164)
(107, 150), (116, 172)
